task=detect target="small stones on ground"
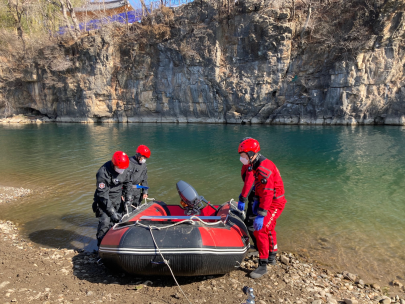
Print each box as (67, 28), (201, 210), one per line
(392, 280), (404, 289)
(60, 269), (69, 275)
(343, 271), (357, 282)
(173, 293), (180, 299)
(380, 298), (391, 304)
(1, 220), (404, 304)
(0, 281), (10, 289)
(280, 255), (290, 265)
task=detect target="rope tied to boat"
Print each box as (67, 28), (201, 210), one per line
(147, 224), (193, 304)
(110, 198), (240, 304)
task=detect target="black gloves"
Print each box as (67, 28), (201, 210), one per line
(108, 209), (121, 223)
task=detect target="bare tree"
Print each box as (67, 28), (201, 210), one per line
(45, 0), (81, 39)
(6, 0), (27, 54)
(64, 0), (80, 35)
(140, 0), (150, 17)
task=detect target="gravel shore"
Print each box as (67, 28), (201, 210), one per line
(0, 186), (32, 204)
(1, 220), (404, 304)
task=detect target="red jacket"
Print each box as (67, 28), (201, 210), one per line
(240, 164), (255, 202)
(252, 155), (286, 216)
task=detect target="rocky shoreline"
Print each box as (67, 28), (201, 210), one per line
(0, 219), (404, 304)
(2, 114), (405, 125)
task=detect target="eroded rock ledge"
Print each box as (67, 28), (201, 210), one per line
(2, 0), (405, 125)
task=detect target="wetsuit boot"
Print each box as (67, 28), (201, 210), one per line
(268, 251), (277, 265)
(249, 259), (268, 279)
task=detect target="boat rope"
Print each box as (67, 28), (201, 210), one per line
(111, 198), (238, 304)
(148, 225), (192, 304)
(114, 198), (236, 231)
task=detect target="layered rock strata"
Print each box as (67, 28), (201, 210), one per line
(1, 0), (405, 125)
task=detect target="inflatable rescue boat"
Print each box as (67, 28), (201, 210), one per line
(98, 181), (250, 276)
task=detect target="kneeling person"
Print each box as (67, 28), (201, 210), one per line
(93, 151), (132, 247)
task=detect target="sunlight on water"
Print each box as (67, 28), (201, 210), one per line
(0, 123), (404, 283)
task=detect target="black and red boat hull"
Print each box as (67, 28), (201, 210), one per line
(99, 201), (249, 276)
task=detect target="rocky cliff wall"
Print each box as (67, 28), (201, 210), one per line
(2, 0), (405, 125)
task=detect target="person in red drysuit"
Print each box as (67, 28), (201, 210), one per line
(238, 138), (287, 279)
(237, 138), (258, 251)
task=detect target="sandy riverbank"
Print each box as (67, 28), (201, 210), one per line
(1, 219), (405, 304)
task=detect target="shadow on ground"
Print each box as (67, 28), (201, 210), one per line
(26, 213), (98, 251)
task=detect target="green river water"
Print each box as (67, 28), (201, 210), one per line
(0, 123), (404, 284)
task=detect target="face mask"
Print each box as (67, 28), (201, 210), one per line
(140, 159), (146, 164)
(240, 156), (249, 165)
(114, 167), (125, 174)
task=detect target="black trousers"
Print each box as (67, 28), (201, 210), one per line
(95, 199), (123, 247)
(96, 210), (113, 247)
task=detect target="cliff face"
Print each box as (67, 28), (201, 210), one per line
(2, 0), (405, 125)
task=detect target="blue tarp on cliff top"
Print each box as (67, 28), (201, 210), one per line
(58, 0), (194, 35)
(58, 9), (144, 35)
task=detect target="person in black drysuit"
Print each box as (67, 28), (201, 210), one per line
(125, 145), (150, 211)
(92, 151), (133, 247)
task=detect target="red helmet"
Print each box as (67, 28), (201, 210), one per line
(136, 145), (151, 158)
(112, 151), (129, 169)
(238, 138), (260, 154)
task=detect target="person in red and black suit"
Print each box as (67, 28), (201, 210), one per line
(238, 138), (287, 279)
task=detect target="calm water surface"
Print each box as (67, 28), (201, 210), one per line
(0, 123), (404, 284)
